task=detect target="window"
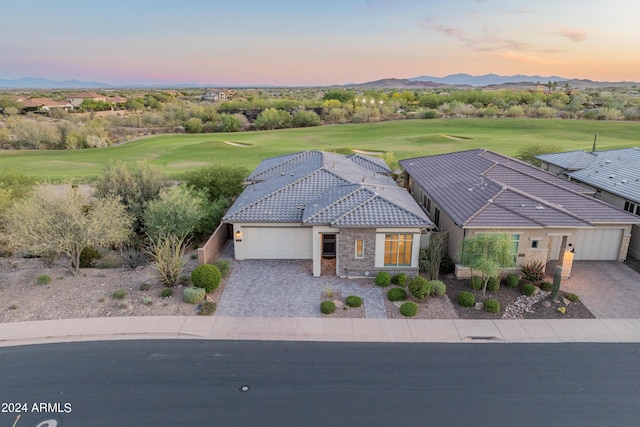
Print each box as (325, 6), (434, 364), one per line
(624, 201), (640, 217)
(434, 208), (440, 227)
(422, 194), (431, 212)
(384, 234), (413, 267)
(511, 234), (520, 263)
(355, 239), (364, 258)
(531, 240), (539, 249)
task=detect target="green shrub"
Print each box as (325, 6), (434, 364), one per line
(143, 296), (153, 306)
(521, 283), (536, 297)
(112, 288), (126, 299)
(37, 275), (51, 285)
(408, 276), (432, 301)
(429, 280), (447, 297)
(469, 276), (483, 290)
(183, 286), (206, 304)
(400, 302), (418, 317)
(214, 259), (231, 277)
(320, 301), (336, 314)
(540, 281), (553, 291)
(457, 292), (476, 307)
(485, 299), (500, 313)
(345, 295), (363, 308)
(566, 293), (579, 302)
(199, 301), (217, 315)
(139, 282), (151, 291)
(391, 273), (407, 287)
(521, 261), (544, 282)
(486, 277), (500, 292)
(387, 288), (407, 302)
(118, 299), (130, 309)
(191, 264), (222, 292)
(160, 288), (173, 298)
(375, 271), (391, 287)
(190, 253), (198, 260)
(79, 246), (102, 268)
(505, 273), (520, 288)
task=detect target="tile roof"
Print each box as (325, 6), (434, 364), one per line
(537, 147), (640, 203)
(224, 151), (431, 228)
(400, 149), (638, 228)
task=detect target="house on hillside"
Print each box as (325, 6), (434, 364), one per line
(66, 91), (107, 108)
(222, 150), (432, 277)
(537, 147), (640, 259)
(15, 97), (74, 113)
(399, 149), (638, 278)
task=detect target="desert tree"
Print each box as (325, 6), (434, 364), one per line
(460, 233), (514, 296)
(419, 231), (448, 280)
(3, 186), (133, 275)
(183, 164), (247, 202)
(142, 185), (208, 241)
(515, 143), (562, 167)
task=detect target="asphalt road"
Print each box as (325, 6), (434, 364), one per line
(1, 340), (639, 427)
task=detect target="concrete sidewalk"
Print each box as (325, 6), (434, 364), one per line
(2, 316), (640, 347)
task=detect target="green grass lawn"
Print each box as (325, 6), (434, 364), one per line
(2, 119), (639, 182)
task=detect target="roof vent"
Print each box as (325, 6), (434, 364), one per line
(535, 204), (545, 210)
(621, 179), (628, 184)
(520, 204), (525, 208)
(609, 175), (615, 179)
(604, 159), (611, 164)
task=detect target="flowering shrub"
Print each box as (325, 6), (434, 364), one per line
(521, 261), (544, 282)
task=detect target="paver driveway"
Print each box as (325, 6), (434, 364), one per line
(216, 259), (388, 318)
(561, 261), (640, 318)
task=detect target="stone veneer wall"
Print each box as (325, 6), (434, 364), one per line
(338, 228), (419, 278)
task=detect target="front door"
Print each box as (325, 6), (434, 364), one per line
(322, 234), (336, 258)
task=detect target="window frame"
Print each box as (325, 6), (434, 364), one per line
(384, 233), (413, 267)
(355, 239), (364, 259)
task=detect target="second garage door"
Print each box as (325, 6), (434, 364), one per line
(243, 227), (313, 259)
(575, 228), (623, 260)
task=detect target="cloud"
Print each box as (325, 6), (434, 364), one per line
(488, 51), (569, 65)
(548, 26), (590, 42)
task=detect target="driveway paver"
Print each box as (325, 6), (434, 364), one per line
(561, 261), (640, 318)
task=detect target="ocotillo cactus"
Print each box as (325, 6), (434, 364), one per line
(551, 265), (562, 299)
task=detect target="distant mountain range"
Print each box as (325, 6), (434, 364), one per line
(1, 74), (637, 89)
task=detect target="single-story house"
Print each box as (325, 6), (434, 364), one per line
(537, 147), (640, 259)
(399, 149), (639, 278)
(223, 150), (432, 277)
(66, 92), (107, 108)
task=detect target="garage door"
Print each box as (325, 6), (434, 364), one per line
(244, 227), (312, 259)
(575, 228), (623, 260)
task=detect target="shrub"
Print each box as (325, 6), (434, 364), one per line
(375, 271), (391, 287)
(139, 282), (151, 291)
(199, 301), (216, 315)
(439, 254), (455, 275)
(143, 296), (153, 306)
(485, 299), (500, 313)
(37, 275), (51, 285)
(391, 273), (407, 287)
(486, 277), (500, 292)
(566, 293), (580, 302)
(457, 292), (476, 307)
(320, 301), (336, 314)
(469, 276), (483, 290)
(191, 264), (222, 293)
(540, 281), (553, 291)
(345, 295), (363, 308)
(183, 286), (206, 304)
(400, 302), (418, 317)
(521, 283), (536, 297)
(387, 288), (407, 302)
(79, 246), (102, 268)
(214, 259), (231, 277)
(160, 288), (173, 298)
(190, 253), (198, 260)
(505, 273), (520, 288)
(429, 280), (447, 297)
(408, 276), (432, 301)
(112, 288), (126, 299)
(118, 299), (130, 309)
(521, 261), (544, 282)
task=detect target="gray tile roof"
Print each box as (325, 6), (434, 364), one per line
(400, 149), (638, 228)
(537, 147), (640, 203)
(224, 151), (431, 228)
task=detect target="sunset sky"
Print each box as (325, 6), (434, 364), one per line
(2, 0), (639, 86)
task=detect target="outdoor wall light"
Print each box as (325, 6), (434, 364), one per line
(235, 230), (243, 241)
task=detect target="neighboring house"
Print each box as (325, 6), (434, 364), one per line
(203, 89), (235, 102)
(399, 149), (638, 278)
(15, 97), (74, 113)
(537, 147), (640, 259)
(66, 92), (107, 108)
(223, 150), (432, 277)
